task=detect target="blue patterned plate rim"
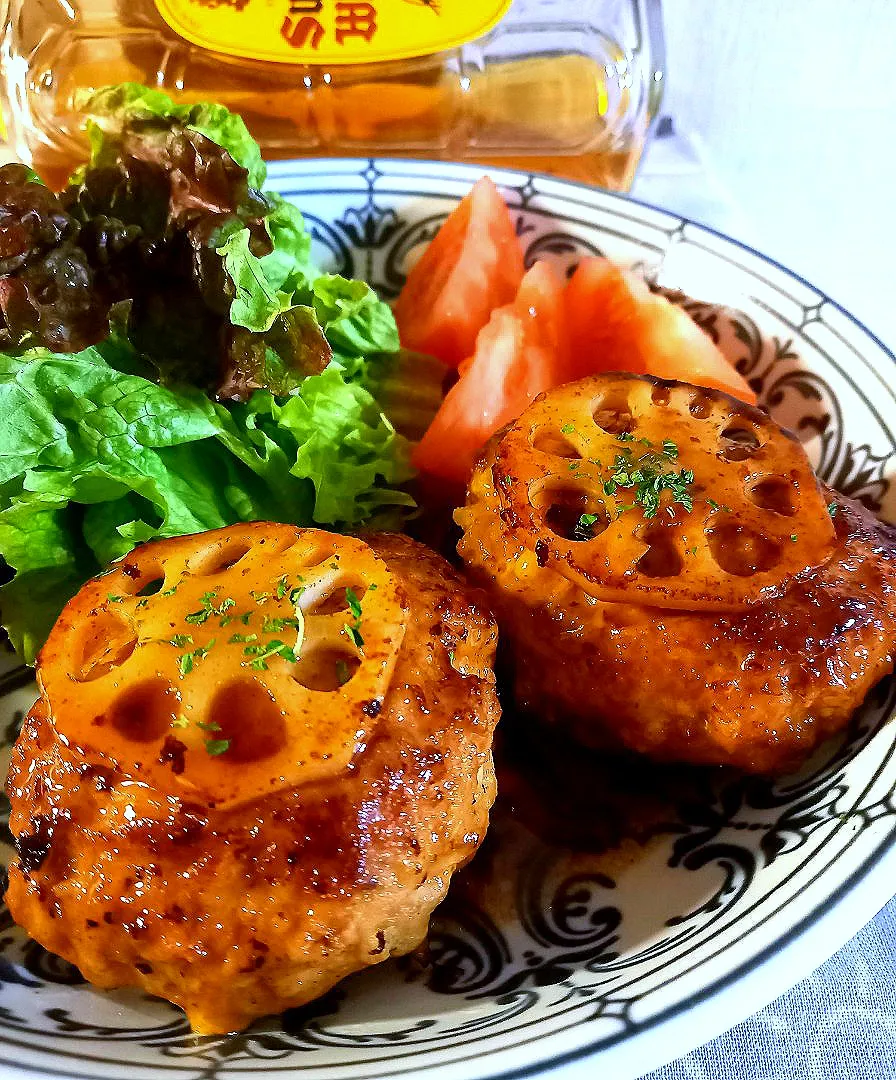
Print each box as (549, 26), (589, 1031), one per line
(264, 155), (895, 365)
(268, 157), (896, 1079)
(1, 157), (894, 1080)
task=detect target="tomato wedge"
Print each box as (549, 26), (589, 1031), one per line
(638, 293), (758, 404)
(393, 176), (525, 367)
(413, 261), (566, 484)
(564, 257), (756, 404)
(564, 257), (647, 379)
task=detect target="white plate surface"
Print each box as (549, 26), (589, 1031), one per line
(0, 158), (894, 1080)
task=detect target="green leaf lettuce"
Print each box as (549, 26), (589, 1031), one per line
(74, 82), (267, 188)
(0, 343), (412, 662)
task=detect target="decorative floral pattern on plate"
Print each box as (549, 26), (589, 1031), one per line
(0, 159), (894, 1080)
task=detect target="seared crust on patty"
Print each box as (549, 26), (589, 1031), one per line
(6, 526), (500, 1033)
(459, 436), (896, 774)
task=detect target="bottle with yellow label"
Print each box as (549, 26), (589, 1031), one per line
(0, 0), (664, 192)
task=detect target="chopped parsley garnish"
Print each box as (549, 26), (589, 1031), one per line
(107, 594), (124, 604)
(573, 513), (601, 542)
(169, 716), (230, 753)
(561, 423), (576, 435)
(601, 436), (695, 519)
(828, 502), (838, 518)
(177, 639), (215, 677)
(345, 587), (363, 620)
(169, 634), (193, 648)
(243, 639), (297, 670)
(707, 498), (732, 513)
(335, 659), (351, 686)
(240, 587), (307, 668)
(161, 586), (177, 597)
(343, 586), (364, 652)
(185, 591), (235, 625)
(262, 615), (302, 634)
(790, 534), (798, 543)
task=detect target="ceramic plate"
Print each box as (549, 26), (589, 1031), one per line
(0, 159), (894, 1080)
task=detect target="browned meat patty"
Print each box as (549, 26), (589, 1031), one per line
(6, 525), (500, 1033)
(458, 375), (896, 773)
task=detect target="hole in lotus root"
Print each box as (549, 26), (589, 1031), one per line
(136, 576), (165, 598)
(689, 392), (714, 419)
(592, 386), (635, 435)
(108, 678), (180, 743)
(719, 424), (762, 462)
(301, 541), (343, 577)
(307, 583), (368, 617)
(748, 476), (796, 516)
(531, 484), (606, 542)
(531, 431), (581, 459)
(189, 540), (253, 576)
(292, 648), (361, 692)
(271, 535), (298, 554)
(75, 610), (138, 682)
(636, 523), (685, 578)
(205, 680), (288, 763)
(706, 521), (782, 577)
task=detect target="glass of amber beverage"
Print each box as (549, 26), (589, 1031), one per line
(0, 0), (664, 191)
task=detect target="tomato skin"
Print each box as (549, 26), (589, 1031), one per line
(509, 258), (568, 377)
(564, 257), (756, 404)
(393, 176), (524, 367)
(564, 258), (648, 380)
(636, 295), (757, 404)
(413, 260), (565, 484)
(413, 248), (756, 487)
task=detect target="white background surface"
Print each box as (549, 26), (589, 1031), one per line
(651, 0), (895, 352)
